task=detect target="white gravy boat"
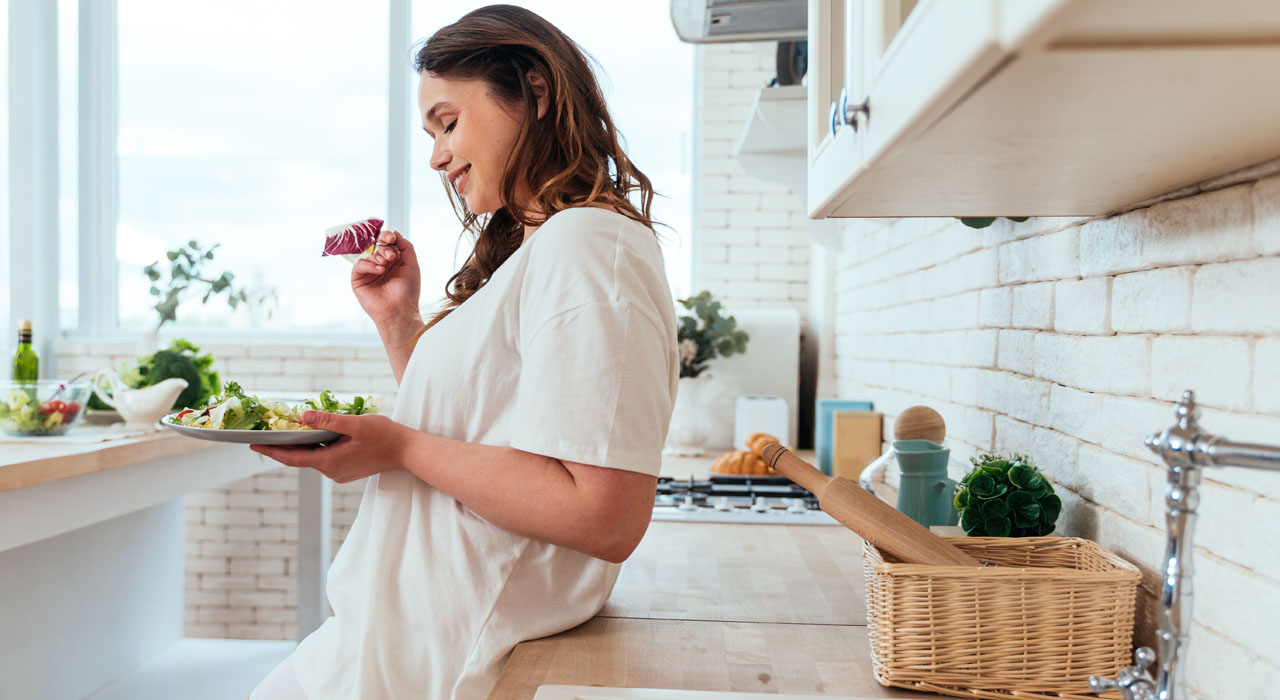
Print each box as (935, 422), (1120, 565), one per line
(91, 369), (189, 429)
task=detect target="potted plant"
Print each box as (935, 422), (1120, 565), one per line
(667, 290), (749, 456)
(952, 452), (1061, 537)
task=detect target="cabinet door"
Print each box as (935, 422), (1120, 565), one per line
(807, 0), (864, 219)
(858, 0), (1005, 166)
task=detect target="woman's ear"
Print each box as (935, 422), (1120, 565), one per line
(526, 70), (550, 120)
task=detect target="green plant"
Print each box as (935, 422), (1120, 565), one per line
(958, 217), (1029, 229)
(675, 290), (749, 378)
(144, 240), (277, 332)
(953, 452), (1061, 537)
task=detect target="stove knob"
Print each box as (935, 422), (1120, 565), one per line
(678, 494), (698, 511)
(715, 496), (734, 512)
(786, 498), (807, 514)
(752, 497), (770, 513)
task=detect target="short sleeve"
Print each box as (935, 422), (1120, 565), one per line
(509, 300), (676, 476)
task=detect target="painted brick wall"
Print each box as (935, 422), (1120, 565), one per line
(695, 42), (809, 314)
(57, 340), (390, 640)
(830, 175), (1280, 699)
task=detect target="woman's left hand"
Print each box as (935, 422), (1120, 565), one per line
(250, 411), (410, 483)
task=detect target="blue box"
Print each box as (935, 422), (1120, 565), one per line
(815, 398), (874, 476)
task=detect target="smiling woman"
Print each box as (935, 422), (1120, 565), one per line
(244, 6), (680, 700)
(409, 0), (694, 304)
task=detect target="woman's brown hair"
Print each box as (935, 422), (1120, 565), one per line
(414, 4), (664, 333)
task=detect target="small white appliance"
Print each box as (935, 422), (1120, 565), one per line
(733, 394), (788, 450)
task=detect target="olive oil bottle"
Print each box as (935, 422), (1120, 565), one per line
(13, 320), (38, 382)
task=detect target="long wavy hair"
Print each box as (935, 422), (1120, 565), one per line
(414, 4), (664, 333)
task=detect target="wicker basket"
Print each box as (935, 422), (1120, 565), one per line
(862, 536), (1140, 700)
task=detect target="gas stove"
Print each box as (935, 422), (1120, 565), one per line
(652, 475), (840, 525)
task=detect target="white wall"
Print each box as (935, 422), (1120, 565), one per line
(828, 180), (1280, 699)
(694, 42), (810, 314)
(694, 39), (1280, 700)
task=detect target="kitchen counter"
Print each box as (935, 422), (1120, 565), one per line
(601, 521), (867, 625)
(0, 427), (302, 700)
(492, 618), (919, 698)
(0, 428), (221, 492)
(489, 520), (921, 699)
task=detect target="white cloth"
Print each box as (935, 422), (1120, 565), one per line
(292, 207), (679, 700)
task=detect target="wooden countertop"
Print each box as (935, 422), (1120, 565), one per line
(489, 513), (939, 699)
(489, 618), (919, 699)
(0, 430), (219, 493)
(601, 521), (868, 625)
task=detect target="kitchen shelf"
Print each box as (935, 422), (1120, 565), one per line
(808, 0), (1280, 218)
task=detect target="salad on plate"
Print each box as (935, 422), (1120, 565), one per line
(167, 382), (377, 432)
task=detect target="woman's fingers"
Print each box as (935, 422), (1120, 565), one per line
(381, 230), (419, 268)
(352, 257), (386, 278)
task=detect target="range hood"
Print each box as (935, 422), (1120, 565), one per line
(670, 0), (805, 43)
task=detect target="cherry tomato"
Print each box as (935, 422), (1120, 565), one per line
(63, 401), (81, 418)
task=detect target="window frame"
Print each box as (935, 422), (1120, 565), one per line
(9, 0), (414, 346)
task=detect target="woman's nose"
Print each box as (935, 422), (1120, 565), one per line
(430, 142), (450, 172)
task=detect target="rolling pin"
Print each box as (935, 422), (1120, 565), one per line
(762, 443), (981, 567)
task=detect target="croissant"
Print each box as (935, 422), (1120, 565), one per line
(745, 432), (781, 458)
(711, 449), (775, 475)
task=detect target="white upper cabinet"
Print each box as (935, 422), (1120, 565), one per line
(807, 0), (1280, 218)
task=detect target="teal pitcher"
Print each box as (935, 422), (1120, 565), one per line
(892, 439), (959, 528)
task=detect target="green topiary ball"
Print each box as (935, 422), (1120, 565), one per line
(953, 452), (1060, 537)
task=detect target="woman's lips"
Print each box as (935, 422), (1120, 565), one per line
(455, 166), (471, 194)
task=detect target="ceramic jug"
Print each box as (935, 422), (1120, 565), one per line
(91, 369), (188, 429)
(893, 439), (959, 528)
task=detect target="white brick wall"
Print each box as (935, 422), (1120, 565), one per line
(834, 174), (1280, 699)
(694, 42), (808, 313)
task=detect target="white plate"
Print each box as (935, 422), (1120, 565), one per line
(157, 413), (341, 445)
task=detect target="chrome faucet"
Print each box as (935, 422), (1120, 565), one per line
(1089, 390), (1280, 700)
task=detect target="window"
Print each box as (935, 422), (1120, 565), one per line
(408, 1), (694, 305)
(115, 0), (389, 333)
(58, 0), (78, 331)
(0, 0), (9, 352)
(13, 1), (693, 341)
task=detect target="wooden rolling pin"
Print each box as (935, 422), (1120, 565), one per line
(762, 443), (981, 567)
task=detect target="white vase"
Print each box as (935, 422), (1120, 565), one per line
(665, 373), (712, 457)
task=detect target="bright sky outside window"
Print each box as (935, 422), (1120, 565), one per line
(0, 0), (10, 356)
(116, 0), (388, 334)
(58, 0), (77, 332)
(408, 1), (695, 308)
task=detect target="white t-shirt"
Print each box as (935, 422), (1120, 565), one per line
(293, 206), (679, 700)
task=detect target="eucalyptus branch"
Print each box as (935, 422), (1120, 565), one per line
(144, 240), (277, 332)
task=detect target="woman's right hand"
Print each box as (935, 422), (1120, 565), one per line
(351, 230), (422, 333)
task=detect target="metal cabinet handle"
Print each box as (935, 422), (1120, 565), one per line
(829, 87), (869, 138)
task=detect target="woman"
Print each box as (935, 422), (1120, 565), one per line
(246, 5), (678, 699)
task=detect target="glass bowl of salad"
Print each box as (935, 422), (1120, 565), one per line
(0, 380), (93, 437)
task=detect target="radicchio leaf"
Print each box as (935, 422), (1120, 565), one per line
(323, 218), (384, 263)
